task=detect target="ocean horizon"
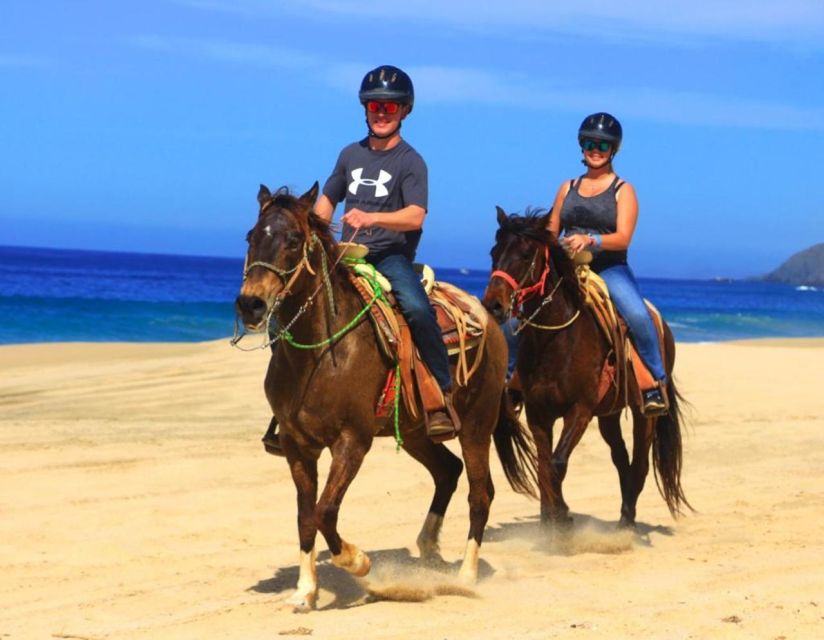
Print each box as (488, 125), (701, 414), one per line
(1, 244), (823, 345)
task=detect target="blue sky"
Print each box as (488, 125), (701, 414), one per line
(2, 1), (823, 278)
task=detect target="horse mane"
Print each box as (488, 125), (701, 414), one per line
(269, 186), (344, 276)
(497, 208), (583, 307)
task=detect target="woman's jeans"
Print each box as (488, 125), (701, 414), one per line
(369, 253), (452, 391)
(599, 264), (667, 382)
(502, 317), (519, 379)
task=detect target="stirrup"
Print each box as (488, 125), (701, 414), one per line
(426, 410), (457, 442)
(426, 409), (457, 438)
(262, 417), (285, 456)
(425, 393), (460, 442)
(641, 388), (668, 417)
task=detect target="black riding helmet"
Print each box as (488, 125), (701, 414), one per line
(359, 65), (415, 113)
(578, 112), (622, 153)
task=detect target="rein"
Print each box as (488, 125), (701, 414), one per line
(231, 214), (377, 352)
(281, 260), (385, 350)
(514, 278), (580, 333)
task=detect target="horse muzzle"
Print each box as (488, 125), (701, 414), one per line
(481, 287), (512, 324)
(485, 301), (511, 325)
(235, 294), (269, 330)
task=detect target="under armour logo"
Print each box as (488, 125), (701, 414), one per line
(349, 168), (392, 197)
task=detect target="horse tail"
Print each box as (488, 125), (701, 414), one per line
(492, 390), (539, 498)
(652, 377), (693, 517)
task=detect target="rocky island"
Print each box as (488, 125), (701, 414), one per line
(762, 242), (824, 286)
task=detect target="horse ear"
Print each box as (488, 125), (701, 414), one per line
(257, 184), (271, 207)
(495, 206), (507, 228)
(298, 182), (320, 210)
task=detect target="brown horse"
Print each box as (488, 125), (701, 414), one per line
(482, 208), (690, 529)
(234, 184), (537, 610)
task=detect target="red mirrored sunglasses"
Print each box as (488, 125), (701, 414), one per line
(366, 100), (401, 114)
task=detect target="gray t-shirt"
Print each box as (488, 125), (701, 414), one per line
(322, 138), (427, 260)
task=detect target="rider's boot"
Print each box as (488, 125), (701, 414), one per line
(261, 416), (284, 456)
(425, 391), (461, 442)
(641, 381), (669, 417)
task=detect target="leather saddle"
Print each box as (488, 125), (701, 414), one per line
(342, 248), (488, 421)
(573, 251), (666, 411)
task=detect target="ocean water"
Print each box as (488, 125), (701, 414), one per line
(1, 245), (823, 344)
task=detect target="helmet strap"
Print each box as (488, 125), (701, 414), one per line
(581, 153), (615, 169)
(365, 116), (402, 140)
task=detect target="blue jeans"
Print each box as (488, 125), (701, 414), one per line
(502, 317), (519, 380)
(369, 253), (452, 391)
(598, 264), (667, 382)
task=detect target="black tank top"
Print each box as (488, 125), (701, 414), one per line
(559, 175), (627, 272)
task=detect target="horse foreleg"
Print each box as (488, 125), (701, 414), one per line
(316, 437), (372, 577)
(529, 419), (556, 526)
(457, 437), (493, 583)
(285, 453), (320, 611)
(598, 414), (634, 527)
(549, 407), (592, 525)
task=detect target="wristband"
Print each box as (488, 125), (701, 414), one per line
(589, 233), (602, 249)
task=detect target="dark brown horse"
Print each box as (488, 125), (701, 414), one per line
(234, 184), (537, 610)
(482, 208), (690, 529)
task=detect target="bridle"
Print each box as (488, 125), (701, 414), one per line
(490, 245), (550, 314)
(238, 200), (320, 318)
(232, 198), (360, 350)
(232, 199), (323, 350)
(489, 240), (579, 332)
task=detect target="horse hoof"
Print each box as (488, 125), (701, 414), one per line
(285, 590), (317, 612)
(350, 552), (371, 577)
(457, 568), (478, 585)
(332, 542), (371, 577)
(618, 517), (637, 531)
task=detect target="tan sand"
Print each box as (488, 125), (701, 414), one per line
(1, 338), (823, 639)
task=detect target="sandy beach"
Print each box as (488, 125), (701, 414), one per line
(1, 338), (822, 639)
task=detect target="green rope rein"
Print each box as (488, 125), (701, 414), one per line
(282, 257), (404, 450)
(392, 362), (402, 450)
(281, 257), (382, 350)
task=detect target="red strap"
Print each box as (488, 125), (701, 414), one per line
(490, 269), (520, 291)
(375, 368), (396, 417)
(490, 247), (551, 311)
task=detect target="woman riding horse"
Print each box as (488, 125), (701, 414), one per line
(484, 209), (689, 528)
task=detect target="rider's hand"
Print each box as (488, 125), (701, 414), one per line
(561, 234), (592, 255)
(341, 208), (375, 229)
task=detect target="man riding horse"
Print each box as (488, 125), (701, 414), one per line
(262, 65), (458, 455)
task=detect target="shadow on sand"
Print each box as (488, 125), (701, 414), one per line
(249, 513), (675, 609)
(482, 511), (675, 551)
(249, 546), (484, 610)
